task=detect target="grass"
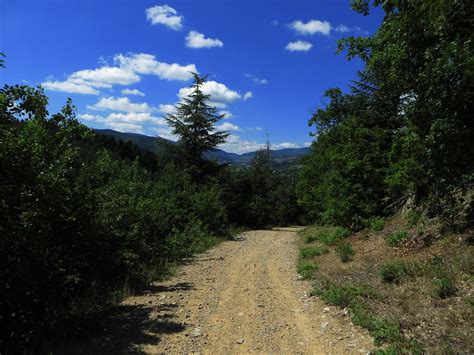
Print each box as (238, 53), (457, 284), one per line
(433, 277), (457, 299)
(311, 283), (377, 308)
(370, 217), (385, 232)
(299, 246), (329, 259)
(337, 243), (355, 262)
(380, 261), (408, 283)
(386, 231), (408, 247)
(300, 226), (351, 245)
(297, 260), (318, 279)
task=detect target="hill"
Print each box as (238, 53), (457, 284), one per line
(94, 129), (310, 166)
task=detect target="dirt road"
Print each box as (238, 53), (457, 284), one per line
(73, 228), (373, 354)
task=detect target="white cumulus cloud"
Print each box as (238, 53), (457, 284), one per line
(285, 40), (313, 52)
(219, 110), (233, 119)
(290, 19), (331, 35)
(219, 134), (264, 154)
(272, 142), (300, 149)
(179, 80), (241, 108)
(145, 4), (183, 30)
(115, 53), (197, 81)
(158, 104), (177, 115)
(185, 31), (223, 48)
(42, 81), (99, 95)
(87, 97), (153, 113)
(121, 88), (145, 96)
(243, 91), (253, 101)
(216, 122), (240, 131)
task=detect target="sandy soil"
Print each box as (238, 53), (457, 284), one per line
(69, 228), (373, 354)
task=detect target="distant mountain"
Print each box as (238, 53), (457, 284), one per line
(94, 129), (310, 166)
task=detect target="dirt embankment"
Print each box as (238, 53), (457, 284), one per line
(66, 228), (373, 354)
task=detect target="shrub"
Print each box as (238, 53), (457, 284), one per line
(313, 284), (375, 308)
(433, 277), (457, 299)
(337, 243), (355, 262)
(380, 261), (407, 283)
(370, 217), (385, 231)
(299, 246), (329, 259)
(318, 227), (351, 245)
(405, 210), (426, 227)
(297, 260), (318, 279)
(386, 231), (408, 247)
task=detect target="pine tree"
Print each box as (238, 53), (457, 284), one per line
(165, 73), (229, 171)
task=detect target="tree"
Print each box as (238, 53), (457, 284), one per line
(165, 73), (229, 175)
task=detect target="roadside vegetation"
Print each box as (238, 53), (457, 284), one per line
(0, 72), (301, 352)
(295, 1), (473, 353)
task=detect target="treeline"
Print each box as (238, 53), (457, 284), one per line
(297, 0), (473, 230)
(0, 77), (300, 352)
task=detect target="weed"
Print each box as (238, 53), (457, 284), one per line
(405, 209), (427, 228)
(318, 227), (350, 245)
(337, 243), (355, 262)
(387, 231), (408, 247)
(465, 297), (474, 309)
(297, 260), (318, 279)
(299, 246), (328, 259)
(380, 261), (407, 283)
(433, 277), (457, 299)
(370, 217), (385, 231)
(314, 284), (375, 308)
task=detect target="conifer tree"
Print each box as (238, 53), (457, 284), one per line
(165, 73), (229, 171)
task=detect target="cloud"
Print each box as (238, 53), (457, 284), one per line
(87, 97), (153, 113)
(304, 142), (312, 147)
(115, 53), (197, 81)
(216, 122), (240, 131)
(158, 104), (177, 115)
(244, 73), (268, 85)
(108, 122), (144, 134)
(290, 19), (331, 35)
(121, 88), (145, 96)
(185, 31), (223, 48)
(179, 80), (241, 108)
(42, 80), (99, 95)
(272, 142), (300, 149)
(219, 134), (264, 154)
(285, 40), (313, 52)
(78, 113), (102, 121)
(152, 126), (179, 141)
(219, 110), (233, 119)
(145, 4), (183, 30)
(43, 53), (197, 95)
(243, 91), (253, 101)
(78, 111), (166, 134)
(69, 67), (140, 87)
(335, 24), (350, 33)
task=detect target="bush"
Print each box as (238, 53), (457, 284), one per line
(337, 243), (355, 262)
(313, 284), (375, 308)
(297, 260), (318, 279)
(370, 217), (385, 232)
(386, 231), (408, 247)
(299, 246), (329, 259)
(380, 261), (407, 283)
(433, 277), (457, 299)
(319, 227), (351, 245)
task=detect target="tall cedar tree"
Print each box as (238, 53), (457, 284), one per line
(165, 73), (229, 172)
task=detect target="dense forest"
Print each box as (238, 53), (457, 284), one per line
(0, 67), (301, 352)
(297, 0), (473, 230)
(1, 0), (473, 353)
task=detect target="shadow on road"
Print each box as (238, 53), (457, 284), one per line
(60, 282), (191, 354)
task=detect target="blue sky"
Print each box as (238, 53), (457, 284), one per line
(1, 0), (382, 153)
